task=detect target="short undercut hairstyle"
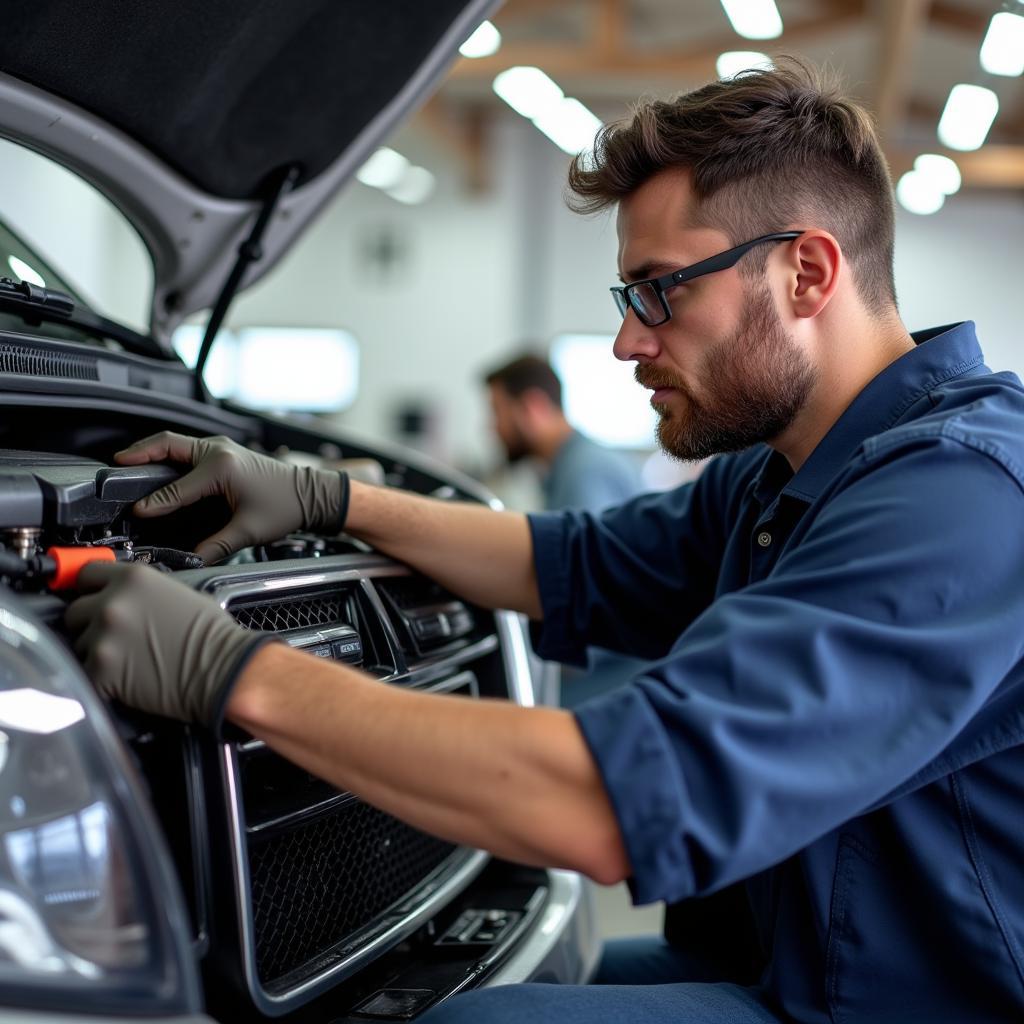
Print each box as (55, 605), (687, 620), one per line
(483, 354), (563, 410)
(567, 57), (897, 315)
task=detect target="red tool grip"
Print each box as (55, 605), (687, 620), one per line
(46, 546), (116, 590)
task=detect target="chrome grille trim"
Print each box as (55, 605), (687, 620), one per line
(195, 558), (495, 1014)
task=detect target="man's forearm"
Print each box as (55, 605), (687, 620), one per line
(226, 642), (629, 884)
(344, 480), (543, 618)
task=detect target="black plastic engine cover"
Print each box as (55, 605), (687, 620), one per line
(0, 449), (178, 528)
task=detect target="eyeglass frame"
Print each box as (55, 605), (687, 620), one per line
(610, 231), (804, 327)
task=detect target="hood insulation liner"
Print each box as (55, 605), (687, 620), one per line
(0, 0), (470, 200)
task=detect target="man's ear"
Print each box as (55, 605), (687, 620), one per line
(785, 231), (842, 319)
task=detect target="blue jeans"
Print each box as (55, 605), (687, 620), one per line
(416, 936), (785, 1023)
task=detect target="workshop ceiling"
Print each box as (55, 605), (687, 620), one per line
(423, 0), (1024, 193)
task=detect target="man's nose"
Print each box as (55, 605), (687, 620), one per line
(612, 310), (661, 363)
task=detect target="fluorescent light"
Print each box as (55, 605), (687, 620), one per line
(7, 255), (45, 287)
(716, 50), (773, 79)
(356, 147), (410, 189)
(980, 12), (1024, 77)
(720, 0), (783, 40)
(493, 68), (602, 155)
(493, 66), (565, 119)
(387, 166), (437, 205)
(937, 84), (999, 151)
(896, 170), (945, 215)
(533, 97), (603, 155)
(459, 19), (501, 58)
(913, 154), (961, 196)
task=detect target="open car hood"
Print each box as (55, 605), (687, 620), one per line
(0, 0), (498, 349)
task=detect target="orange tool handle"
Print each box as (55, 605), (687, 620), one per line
(46, 546), (116, 590)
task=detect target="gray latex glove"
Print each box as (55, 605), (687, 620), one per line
(116, 432), (348, 564)
(65, 561), (273, 731)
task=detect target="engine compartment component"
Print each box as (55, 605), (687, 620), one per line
(0, 450), (228, 593)
(46, 543), (116, 588)
(0, 443), (570, 1021)
(0, 449), (178, 529)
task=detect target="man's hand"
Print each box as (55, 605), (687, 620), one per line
(116, 432), (348, 564)
(64, 561), (272, 731)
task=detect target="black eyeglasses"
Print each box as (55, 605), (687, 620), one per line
(611, 231), (803, 327)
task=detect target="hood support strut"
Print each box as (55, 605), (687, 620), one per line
(194, 164), (301, 401)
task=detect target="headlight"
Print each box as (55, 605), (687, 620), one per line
(0, 595), (200, 1015)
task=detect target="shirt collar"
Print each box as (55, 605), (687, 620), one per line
(752, 321), (985, 506)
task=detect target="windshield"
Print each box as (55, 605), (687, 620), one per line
(0, 138), (153, 334)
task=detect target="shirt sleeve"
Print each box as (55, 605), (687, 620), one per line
(546, 448), (641, 513)
(574, 435), (1024, 905)
(528, 451), (754, 665)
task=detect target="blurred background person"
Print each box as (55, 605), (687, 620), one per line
(484, 352), (647, 707)
(484, 352), (642, 511)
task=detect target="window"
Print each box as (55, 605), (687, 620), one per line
(172, 325), (360, 413)
(550, 333), (657, 449)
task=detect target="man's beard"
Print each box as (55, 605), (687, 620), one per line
(501, 428), (530, 464)
(636, 284), (817, 462)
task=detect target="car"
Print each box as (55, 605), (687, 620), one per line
(0, 2), (599, 1021)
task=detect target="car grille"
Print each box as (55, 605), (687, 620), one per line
(200, 563), (493, 1009)
(249, 802), (457, 987)
(231, 592), (348, 633)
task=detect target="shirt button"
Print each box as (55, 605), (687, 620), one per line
(757, 531), (772, 548)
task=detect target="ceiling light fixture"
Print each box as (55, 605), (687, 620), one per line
(937, 84), (999, 151)
(493, 66), (566, 119)
(459, 20), (501, 59)
(896, 171), (946, 215)
(979, 11), (1024, 77)
(356, 147), (435, 204)
(716, 51), (773, 78)
(913, 154), (962, 196)
(719, 0), (783, 40)
(356, 147), (410, 189)
(493, 67), (603, 155)
(532, 97), (603, 155)
(386, 166), (437, 205)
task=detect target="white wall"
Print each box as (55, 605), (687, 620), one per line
(893, 197), (1024, 373)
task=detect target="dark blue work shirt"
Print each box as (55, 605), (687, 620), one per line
(528, 323), (1024, 1023)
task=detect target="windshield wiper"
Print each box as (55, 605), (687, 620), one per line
(0, 277), (166, 359)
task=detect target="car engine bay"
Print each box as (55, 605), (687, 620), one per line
(0, 436), (574, 1022)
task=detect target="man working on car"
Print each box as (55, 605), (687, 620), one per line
(483, 352), (642, 512)
(66, 61), (1024, 1023)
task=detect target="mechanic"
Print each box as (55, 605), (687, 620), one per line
(66, 59), (1024, 1024)
(483, 352), (643, 512)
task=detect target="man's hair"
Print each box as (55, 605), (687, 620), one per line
(567, 57), (896, 315)
(483, 354), (563, 410)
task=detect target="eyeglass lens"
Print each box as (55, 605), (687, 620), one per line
(629, 282), (664, 325)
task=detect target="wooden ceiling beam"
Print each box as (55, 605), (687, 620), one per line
(873, 0), (930, 141)
(593, 0), (628, 57)
(493, 0), (584, 23)
(414, 97), (490, 193)
(451, 1), (865, 81)
(888, 145), (1024, 188)
(928, 0), (988, 38)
